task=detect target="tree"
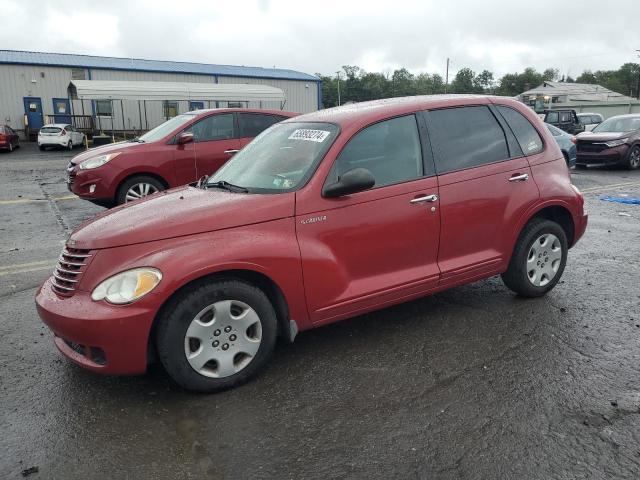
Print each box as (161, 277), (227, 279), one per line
(451, 68), (477, 93)
(543, 68), (559, 82)
(474, 70), (494, 92)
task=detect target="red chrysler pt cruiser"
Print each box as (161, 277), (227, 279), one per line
(36, 95), (587, 392)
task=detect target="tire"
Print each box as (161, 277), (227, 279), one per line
(574, 163), (587, 170)
(116, 175), (165, 205)
(626, 145), (640, 170)
(501, 218), (568, 298)
(67, 141), (73, 151)
(39, 145), (45, 151)
(155, 279), (278, 393)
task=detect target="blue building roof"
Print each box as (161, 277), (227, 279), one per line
(0, 50), (319, 82)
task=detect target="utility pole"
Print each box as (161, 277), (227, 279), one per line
(335, 71), (342, 106)
(636, 50), (640, 99)
(444, 58), (450, 94)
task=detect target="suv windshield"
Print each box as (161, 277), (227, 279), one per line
(593, 116), (640, 133)
(207, 122), (339, 193)
(139, 114), (196, 142)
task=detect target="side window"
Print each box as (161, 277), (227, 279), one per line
(189, 114), (235, 142)
(238, 113), (282, 138)
(427, 106), (509, 174)
(497, 106), (543, 155)
(546, 111), (559, 123)
(559, 111), (571, 123)
(329, 115), (423, 188)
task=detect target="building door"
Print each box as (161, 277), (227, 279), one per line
(52, 98), (71, 124)
(189, 101), (205, 111)
(23, 97), (44, 131)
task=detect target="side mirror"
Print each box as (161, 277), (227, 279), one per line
(176, 132), (194, 145)
(322, 168), (375, 198)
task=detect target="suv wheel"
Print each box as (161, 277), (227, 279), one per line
(116, 175), (165, 204)
(155, 279), (278, 392)
(626, 145), (640, 170)
(501, 218), (568, 297)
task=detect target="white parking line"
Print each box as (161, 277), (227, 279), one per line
(0, 195), (78, 205)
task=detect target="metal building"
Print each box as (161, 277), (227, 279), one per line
(0, 50), (322, 138)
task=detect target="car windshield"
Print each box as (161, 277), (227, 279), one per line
(207, 122), (339, 193)
(139, 114), (196, 142)
(593, 116), (640, 133)
(40, 127), (62, 133)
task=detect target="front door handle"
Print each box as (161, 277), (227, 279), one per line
(509, 173), (529, 182)
(224, 149), (239, 155)
(410, 194), (439, 204)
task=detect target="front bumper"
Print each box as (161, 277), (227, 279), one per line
(576, 144), (629, 166)
(35, 278), (157, 374)
(68, 167), (113, 201)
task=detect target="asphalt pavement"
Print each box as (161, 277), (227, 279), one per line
(1, 143), (639, 479)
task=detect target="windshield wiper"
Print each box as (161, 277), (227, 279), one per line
(204, 180), (249, 193)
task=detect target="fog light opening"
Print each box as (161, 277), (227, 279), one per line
(89, 184), (96, 193)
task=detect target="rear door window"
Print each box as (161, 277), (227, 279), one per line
(560, 112), (571, 123)
(238, 113), (283, 138)
(497, 106), (543, 155)
(426, 106), (510, 174)
(328, 114), (424, 188)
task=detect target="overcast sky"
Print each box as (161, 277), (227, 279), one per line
(2, 0), (639, 80)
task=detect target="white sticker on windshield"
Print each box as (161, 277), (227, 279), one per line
(288, 129), (330, 142)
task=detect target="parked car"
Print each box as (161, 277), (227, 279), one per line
(543, 109), (584, 134)
(575, 114), (640, 169)
(0, 125), (20, 152)
(38, 124), (85, 151)
(36, 96), (587, 392)
(66, 109), (297, 206)
(576, 112), (603, 132)
(545, 123), (576, 168)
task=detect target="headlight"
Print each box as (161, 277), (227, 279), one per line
(79, 152), (121, 170)
(604, 139), (627, 148)
(91, 268), (162, 304)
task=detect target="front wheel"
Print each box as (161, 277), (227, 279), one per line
(67, 141), (73, 151)
(501, 218), (568, 297)
(116, 175), (165, 205)
(155, 279), (278, 392)
(626, 145), (640, 170)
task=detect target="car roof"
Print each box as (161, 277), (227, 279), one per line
(285, 95), (524, 129)
(604, 113), (640, 120)
(577, 112), (601, 116)
(186, 108), (298, 117)
(41, 123), (70, 127)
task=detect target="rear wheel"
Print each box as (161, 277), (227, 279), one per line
(155, 279), (278, 392)
(501, 218), (568, 297)
(116, 175), (165, 205)
(67, 141), (73, 151)
(626, 145), (640, 170)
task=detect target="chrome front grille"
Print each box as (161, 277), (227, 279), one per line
(51, 247), (93, 296)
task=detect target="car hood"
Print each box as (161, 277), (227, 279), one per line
(69, 186), (295, 249)
(70, 141), (146, 165)
(576, 131), (630, 142)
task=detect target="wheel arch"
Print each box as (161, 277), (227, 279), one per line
(513, 203), (576, 252)
(117, 171), (170, 193)
(147, 268), (292, 365)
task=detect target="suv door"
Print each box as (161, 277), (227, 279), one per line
(423, 104), (541, 287)
(296, 114), (441, 324)
(187, 113), (241, 178)
(237, 113), (287, 148)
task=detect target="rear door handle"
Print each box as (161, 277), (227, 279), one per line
(509, 173), (529, 182)
(410, 194), (438, 204)
(224, 149), (239, 155)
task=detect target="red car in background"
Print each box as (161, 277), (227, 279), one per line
(67, 108), (297, 206)
(36, 95), (587, 392)
(0, 125), (20, 152)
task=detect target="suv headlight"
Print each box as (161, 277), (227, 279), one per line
(604, 139), (627, 148)
(79, 152), (121, 170)
(91, 268), (162, 304)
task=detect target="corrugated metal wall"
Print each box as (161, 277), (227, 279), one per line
(0, 63), (319, 137)
(217, 76), (318, 113)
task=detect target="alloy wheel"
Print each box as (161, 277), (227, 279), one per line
(124, 182), (159, 202)
(526, 233), (563, 287)
(630, 147), (640, 168)
(184, 300), (262, 378)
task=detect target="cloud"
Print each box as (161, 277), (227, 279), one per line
(0, 0), (637, 80)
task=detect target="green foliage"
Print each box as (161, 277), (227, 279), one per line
(319, 63), (640, 108)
